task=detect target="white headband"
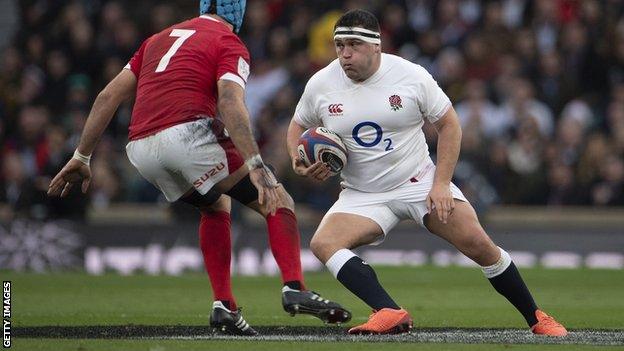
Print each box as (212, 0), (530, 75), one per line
(334, 26), (381, 44)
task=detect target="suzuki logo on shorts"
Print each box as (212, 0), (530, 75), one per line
(328, 103), (343, 116)
(193, 162), (225, 188)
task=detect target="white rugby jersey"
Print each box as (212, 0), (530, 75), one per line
(294, 53), (451, 192)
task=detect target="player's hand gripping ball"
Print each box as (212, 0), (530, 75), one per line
(297, 127), (347, 176)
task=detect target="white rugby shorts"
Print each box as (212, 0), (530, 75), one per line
(125, 119), (244, 202)
(325, 163), (468, 245)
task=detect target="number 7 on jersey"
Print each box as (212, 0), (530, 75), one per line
(155, 29), (196, 73)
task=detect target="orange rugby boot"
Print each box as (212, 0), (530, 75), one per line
(348, 308), (413, 335)
(530, 310), (568, 336)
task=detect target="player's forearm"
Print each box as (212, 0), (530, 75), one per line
(76, 91), (122, 156)
(287, 119), (306, 160)
(433, 115), (462, 186)
(218, 102), (260, 161)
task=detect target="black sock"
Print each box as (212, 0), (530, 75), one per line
(284, 281), (302, 290)
(488, 262), (538, 326)
(336, 256), (400, 310)
(219, 300), (232, 310)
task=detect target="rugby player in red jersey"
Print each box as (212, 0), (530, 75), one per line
(48, 0), (350, 335)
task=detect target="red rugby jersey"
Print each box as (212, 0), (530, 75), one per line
(125, 15), (250, 140)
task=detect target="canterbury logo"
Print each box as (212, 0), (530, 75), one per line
(328, 104), (343, 115)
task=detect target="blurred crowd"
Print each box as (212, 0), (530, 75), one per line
(2, 0), (624, 223)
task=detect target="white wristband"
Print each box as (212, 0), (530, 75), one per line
(72, 150), (91, 166)
(245, 154), (264, 171)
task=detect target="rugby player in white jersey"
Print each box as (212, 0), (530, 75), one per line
(286, 9), (567, 336)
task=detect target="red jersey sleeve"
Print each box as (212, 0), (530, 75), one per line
(216, 34), (251, 88)
(124, 39), (149, 77)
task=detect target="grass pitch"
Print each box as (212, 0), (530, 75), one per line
(5, 266), (624, 350)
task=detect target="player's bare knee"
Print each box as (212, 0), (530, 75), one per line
(462, 233), (496, 265)
(276, 185), (295, 212)
(252, 187), (295, 217)
(310, 234), (336, 262)
(245, 200), (274, 218)
(463, 236), (485, 256)
(199, 196), (231, 215)
(309, 235), (324, 257)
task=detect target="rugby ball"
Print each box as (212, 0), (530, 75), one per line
(297, 127), (347, 176)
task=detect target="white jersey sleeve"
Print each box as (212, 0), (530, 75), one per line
(293, 79), (322, 128)
(414, 65), (451, 123)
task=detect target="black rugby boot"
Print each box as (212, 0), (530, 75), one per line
(281, 286), (352, 324)
(209, 301), (258, 336)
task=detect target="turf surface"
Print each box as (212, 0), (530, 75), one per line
(15, 339), (622, 351)
(12, 339), (624, 351)
(4, 266), (624, 350)
(13, 325), (624, 345)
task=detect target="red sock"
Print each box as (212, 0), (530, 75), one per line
(199, 211), (236, 309)
(266, 208), (305, 290)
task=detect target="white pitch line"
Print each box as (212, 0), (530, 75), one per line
(143, 330), (624, 346)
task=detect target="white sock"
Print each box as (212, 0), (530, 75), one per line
(325, 249), (357, 278)
(481, 247), (512, 279)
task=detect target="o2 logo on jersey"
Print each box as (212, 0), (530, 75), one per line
(352, 121), (394, 151)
